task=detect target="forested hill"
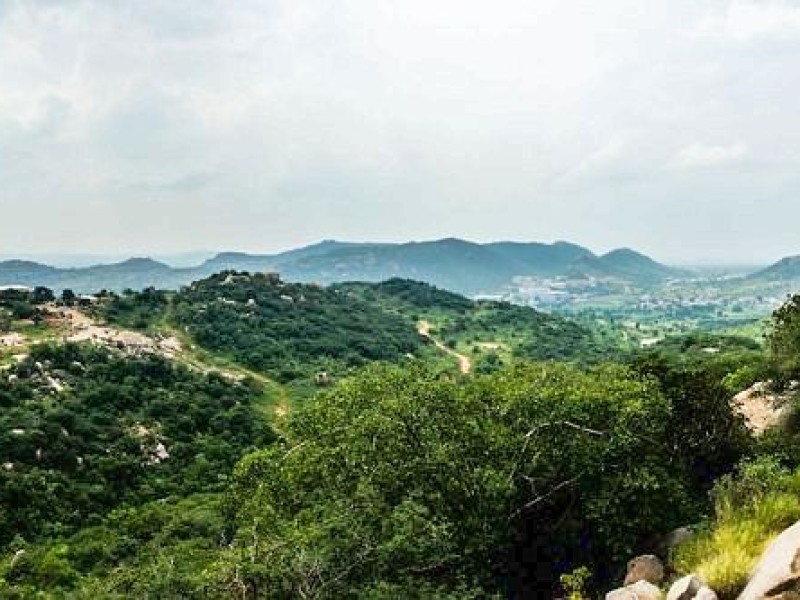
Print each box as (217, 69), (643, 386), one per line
(100, 273), (613, 382)
(169, 272), (423, 382)
(336, 278), (615, 363)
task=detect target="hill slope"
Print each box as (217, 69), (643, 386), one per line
(568, 248), (685, 283)
(337, 278), (615, 363)
(748, 255), (800, 281)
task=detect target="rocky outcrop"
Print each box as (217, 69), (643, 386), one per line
(607, 580), (664, 600)
(694, 587), (717, 600)
(668, 575), (704, 600)
(737, 520), (800, 600)
(667, 575), (717, 600)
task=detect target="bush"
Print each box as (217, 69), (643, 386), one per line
(219, 362), (698, 597)
(672, 458), (800, 598)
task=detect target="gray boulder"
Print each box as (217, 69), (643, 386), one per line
(738, 520), (800, 600)
(625, 555), (666, 586)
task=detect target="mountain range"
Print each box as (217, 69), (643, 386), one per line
(0, 238), (723, 294)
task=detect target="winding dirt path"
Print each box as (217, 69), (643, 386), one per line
(417, 319), (472, 375)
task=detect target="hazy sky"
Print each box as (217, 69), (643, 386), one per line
(2, 0), (800, 263)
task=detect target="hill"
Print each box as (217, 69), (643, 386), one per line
(337, 278), (616, 364)
(95, 275), (615, 381)
(748, 255), (800, 281)
(0, 258), (185, 292)
(484, 240), (594, 275)
(0, 342), (273, 549)
(0, 239), (685, 295)
(282, 238), (520, 293)
(568, 248), (686, 283)
(102, 272), (425, 383)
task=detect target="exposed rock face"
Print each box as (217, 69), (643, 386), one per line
(607, 580), (664, 600)
(667, 575), (704, 600)
(625, 555), (666, 586)
(738, 520), (800, 600)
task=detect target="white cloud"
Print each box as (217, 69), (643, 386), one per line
(696, 1), (800, 41)
(669, 142), (749, 169)
(0, 1), (799, 263)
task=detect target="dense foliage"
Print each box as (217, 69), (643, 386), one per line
(0, 343), (273, 550)
(768, 293), (800, 383)
(216, 362), (728, 597)
(335, 278), (474, 313)
(12, 276), (800, 598)
(100, 273), (424, 383)
(99, 287), (171, 331)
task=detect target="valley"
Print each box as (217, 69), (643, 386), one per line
(1, 266), (799, 598)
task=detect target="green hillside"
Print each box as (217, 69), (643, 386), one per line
(7, 276), (800, 598)
(338, 278), (617, 365)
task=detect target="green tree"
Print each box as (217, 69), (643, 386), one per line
(219, 362), (695, 597)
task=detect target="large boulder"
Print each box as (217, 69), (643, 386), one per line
(738, 520), (800, 600)
(607, 580), (664, 600)
(625, 555), (666, 586)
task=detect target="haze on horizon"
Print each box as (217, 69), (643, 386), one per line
(2, 0), (800, 265)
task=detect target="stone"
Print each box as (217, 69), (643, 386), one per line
(667, 575), (704, 600)
(661, 526), (696, 554)
(607, 580), (664, 600)
(625, 555), (666, 586)
(694, 586), (717, 600)
(738, 520), (800, 600)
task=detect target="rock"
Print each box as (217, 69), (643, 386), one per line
(10, 549), (26, 568)
(607, 580), (664, 600)
(738, 520), (800, 600)
(667, 575), (704, 600)
(694, 587), (717, 600)
(662, 526), (696, 555)
(625, 555), (665, 586)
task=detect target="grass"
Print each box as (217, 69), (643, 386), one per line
(672, 462), (800, 598)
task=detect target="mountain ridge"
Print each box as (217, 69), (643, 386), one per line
(0, 238), (687, 293)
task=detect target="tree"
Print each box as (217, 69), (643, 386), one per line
(219, 362), (696, 597)
(769, 294), (800, 383)
(32, 287), (55, 305)
(60, 289), (76, 307)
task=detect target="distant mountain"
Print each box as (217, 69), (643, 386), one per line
(0, 258), (184, 292)
(484, 241), (594, 275)
(748, 255), (800, 282)
(281, 238), (518, 293)
(0, 239), (683, 294)
(0, 260), (60, 285)
(198, 241), (372, 275)
(280, 240), (681, 292)
(567, 248), (686, 283)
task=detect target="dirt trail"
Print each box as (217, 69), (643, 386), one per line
(417, 320), (472, 375)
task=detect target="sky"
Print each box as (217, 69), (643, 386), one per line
(2, 0), (800, 264)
